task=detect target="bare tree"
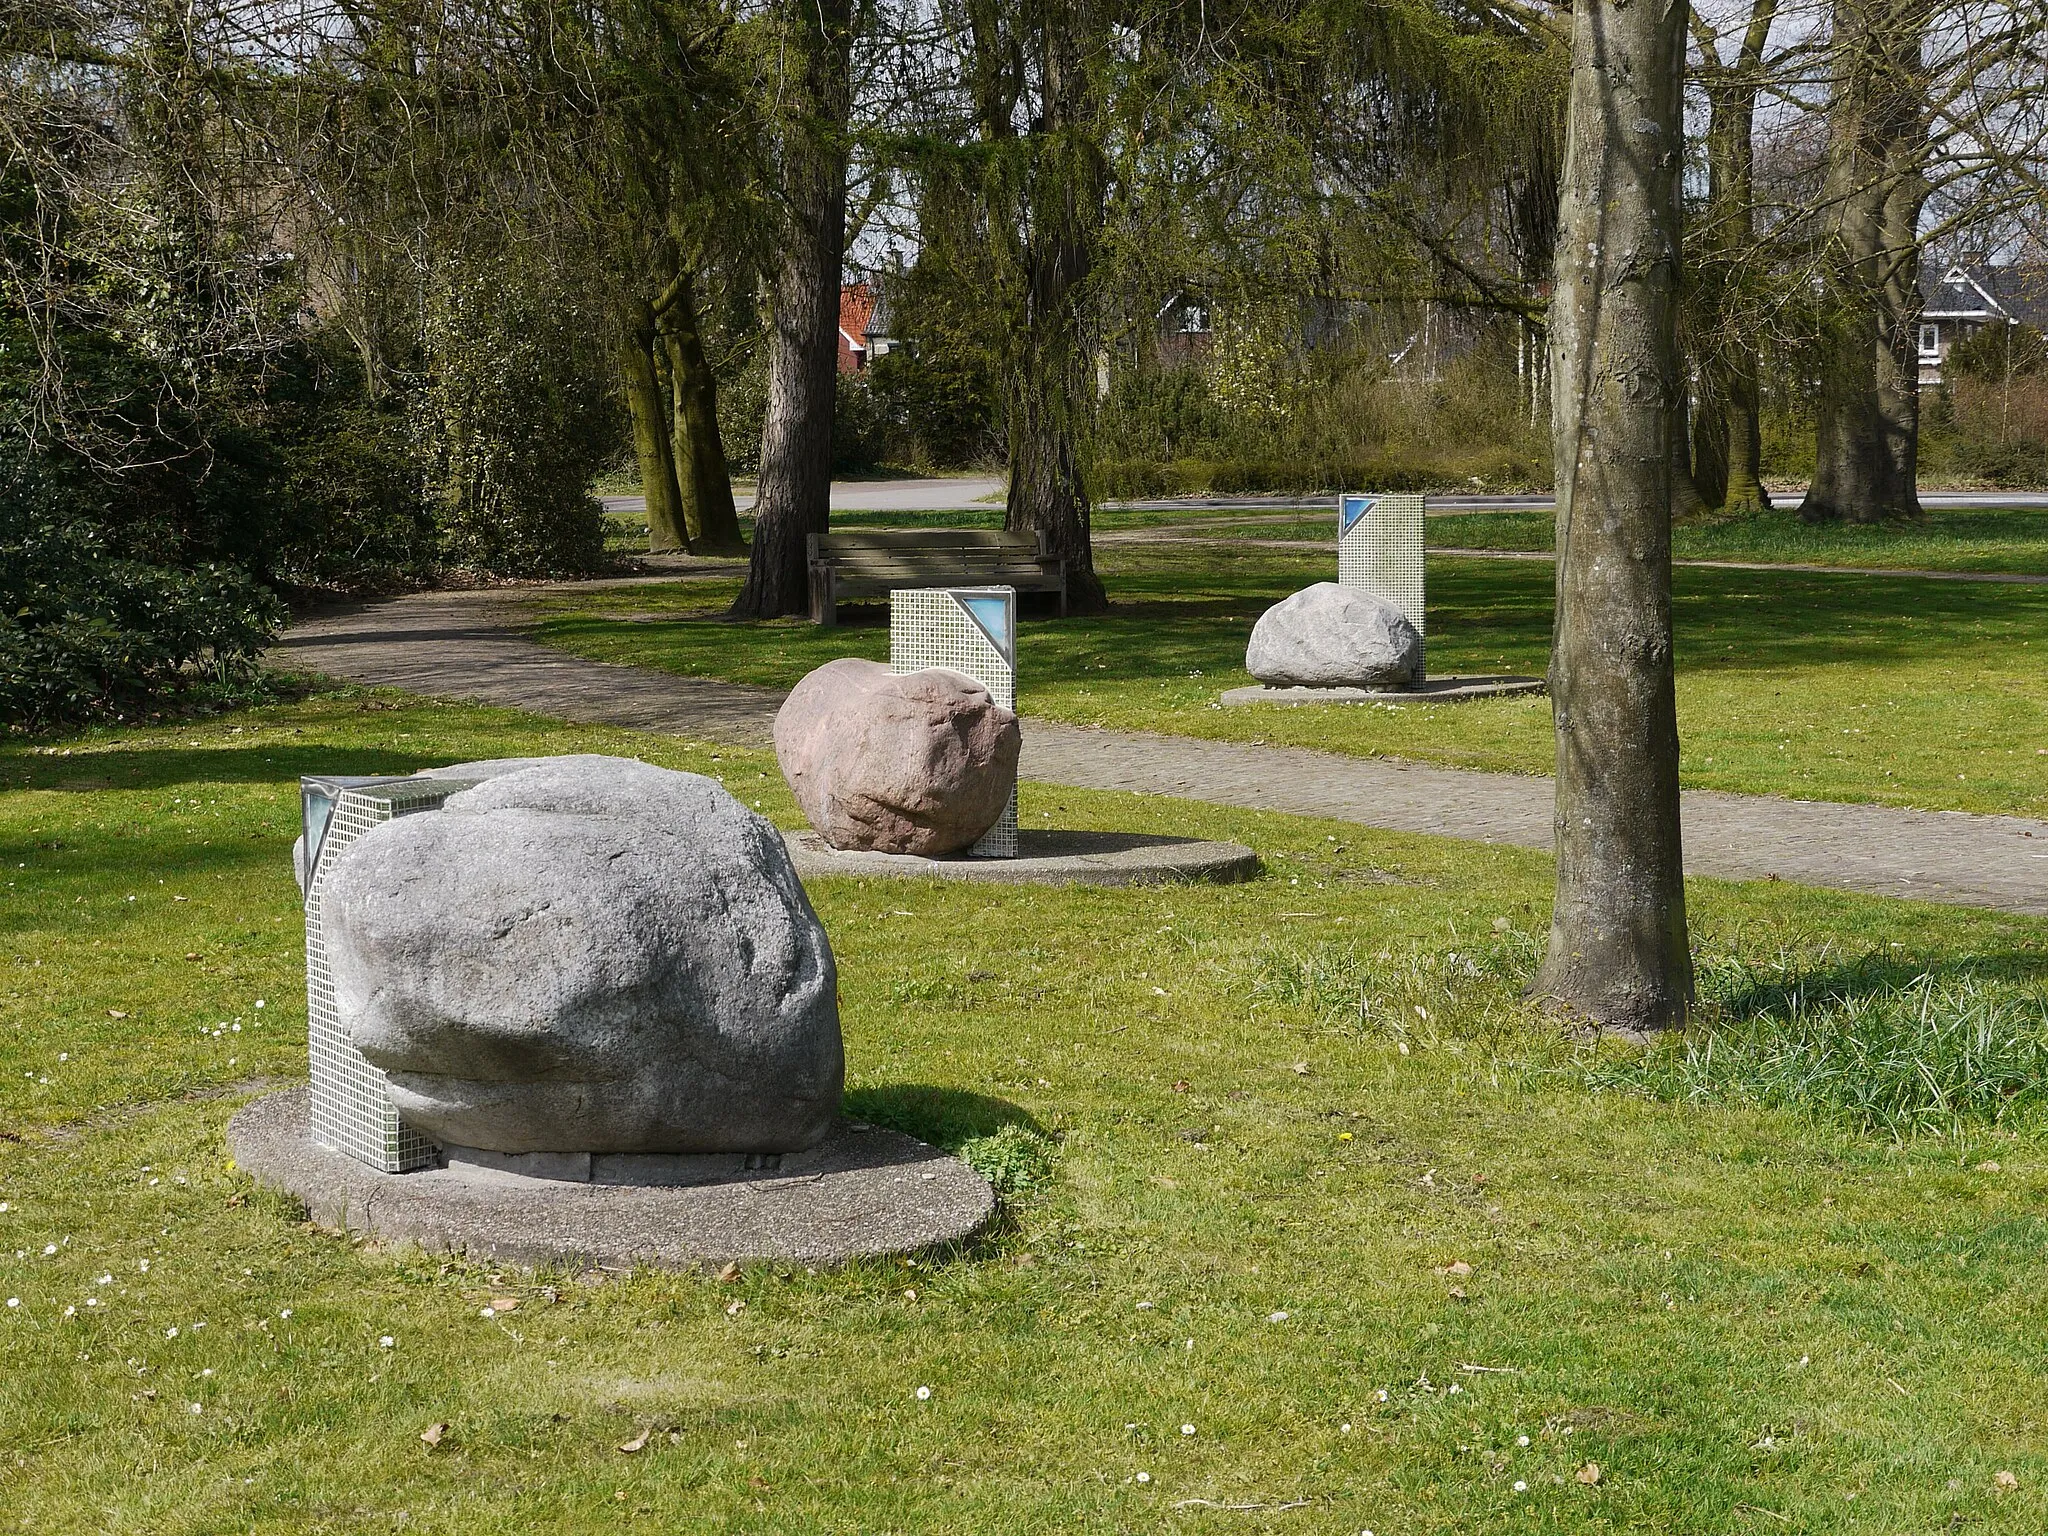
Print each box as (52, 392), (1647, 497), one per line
(1535, 0), (1694, 1033)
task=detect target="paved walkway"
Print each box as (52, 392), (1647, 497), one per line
(278, 589), (2048, 917)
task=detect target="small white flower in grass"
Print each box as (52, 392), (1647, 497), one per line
(480, 1308), (496, 1320)
(1268, 1310), (1289, 1323)
(1136, 1301), (1154, 1310)
(84, 1297), (98, 1308)
(1134, 1472), (1151, 1485)
(42, 1244), (56, 1256)
(279, 1309), (290, 1319)
(189, 1403), (203, 1415)
(5, 1298), (17, 1309)
(1513, 1481), (1527, 1493)
(915, 1386), (931, 1401)
(0, 1201), (9, 1211)
(165, 1327), (178, 1338)
(254, 1000), (264, 1009)
(1180, 1424), (1195, 1437)
(139, 1260), (149, 1271)
(200, 1368), (213, 1378)
(57, 1053), (66, 1062)
(1517, 1435), (1530, 1447)
(97, 1275), (110, 1286)
(64, 1305), (75, 1317)
(1341, 1423), (1352, 1433)
(1374, 1389), (1388, 1402)
(379, 1335), (395, 1348)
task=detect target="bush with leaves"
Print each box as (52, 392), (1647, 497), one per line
(0, 451), (282, 730)
(420, 269), (619, 577)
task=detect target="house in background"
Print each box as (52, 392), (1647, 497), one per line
(838, 281), (901, 373)
(1917, 259), (2048, 384)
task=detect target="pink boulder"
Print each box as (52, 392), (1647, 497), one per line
(773, 658), (1021, 855)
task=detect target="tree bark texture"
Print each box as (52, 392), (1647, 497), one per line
(999, 4), (1109, 616)
(1692, 0), (1777, 515)
(1799, 0), (1929, 525)
(658, 268), (744, 553)
(617, 301), (690, 553)
(1535, 0), (1694, 1034)
(733, 0), (853, 619)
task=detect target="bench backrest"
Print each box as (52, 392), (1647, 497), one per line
(812, 529), (1044, 560)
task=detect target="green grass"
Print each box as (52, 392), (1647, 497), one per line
(8, 692), (2048, 1530)
(1419, 503), (2048, 575)
(535, 542), (2048, 818)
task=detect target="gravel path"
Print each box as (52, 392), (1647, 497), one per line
(278, 590), (2048, 917)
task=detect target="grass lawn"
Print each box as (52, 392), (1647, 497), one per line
(1415, 503), (2048, 576)
(7, 692), (2048, 1530)
(535, 544), (2048, 819)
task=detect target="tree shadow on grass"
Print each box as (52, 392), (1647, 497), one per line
(0, 745), (463, 794)
(1699, 945), (2048, 1019)
(842, 1084), (1048, 1156)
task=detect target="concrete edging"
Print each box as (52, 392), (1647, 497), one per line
(782, 827), (1261, 886)
(229, 1087), (996, 1270)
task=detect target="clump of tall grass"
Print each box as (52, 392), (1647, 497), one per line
(1589, 953), (2048, 1139)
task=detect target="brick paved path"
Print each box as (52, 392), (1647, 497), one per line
(279, 589), (2048, 917)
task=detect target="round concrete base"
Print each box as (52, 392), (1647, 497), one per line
(1220, 675), (1546, 706)
(783, 827), (1260, 886)
(228, 1088), (995, 1270)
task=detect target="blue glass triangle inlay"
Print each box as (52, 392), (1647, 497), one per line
(957, 594), (1014, 663)
(1340, 494), (1376, 535)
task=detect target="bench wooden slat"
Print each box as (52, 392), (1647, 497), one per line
(807, 526), (1066, 626)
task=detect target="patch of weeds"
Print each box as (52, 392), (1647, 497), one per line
(957, 1123), (1060, 1200)
(1589, 952), (2048, 1138)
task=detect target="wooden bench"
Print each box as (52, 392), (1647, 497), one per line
(806, 529), (1067, 626)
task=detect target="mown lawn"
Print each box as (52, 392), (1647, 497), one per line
(5, 693), (2048, 1531)
(535, 544), (2048, 819)
(1427, 503), (2048, 575)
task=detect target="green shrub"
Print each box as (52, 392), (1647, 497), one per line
(0, 455), (282, 730)
(421, 270), (617, 577)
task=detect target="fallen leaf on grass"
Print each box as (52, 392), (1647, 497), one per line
(487, 1296), (519, 1313)
(107, 1009), (128, 1019)
(1447, 1286), (1468, 1302)
(717, 1262), (741, 1283)
(617, 1428), (651, 1454)
(1435, 1261), (1472, 1278)
(1995, 1470), (2019, 1491)
(421, 1423), (448, 1447)
(1576, 1463), (1602, 1485)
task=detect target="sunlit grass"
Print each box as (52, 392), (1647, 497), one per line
(7, 694), (2048, 1528)
(535, 542), (2048, 818)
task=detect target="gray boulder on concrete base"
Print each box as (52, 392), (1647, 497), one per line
(774, 658), (1020, 856)
(321, 754), (843, 1156)
(1246, 582), (1422, 688)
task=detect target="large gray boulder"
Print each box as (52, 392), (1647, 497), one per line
(773, 658), (1020, 856)
(1246, 582), (1422, 688)
(321, 755), (842, 1155)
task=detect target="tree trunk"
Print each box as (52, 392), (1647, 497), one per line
(1798, 0), (1929, 525)
(970, 0), (1109, 616)
(1671, 401), (1712, 521)
(1003, 88), (1109, 614)
(732, 0), (853, 619)
(1693, 0), (1777, 516)
(658, 268), (744, 554)
(1720, 351), (1770, 513)
(1533, 0), (1694, 1035)
(617, 301), (689, 554)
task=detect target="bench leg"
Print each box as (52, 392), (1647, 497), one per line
(810, 567), (837, 627)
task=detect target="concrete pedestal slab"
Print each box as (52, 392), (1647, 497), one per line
(229, 1088), (995, 1270)
(782, 828), (1260, 886)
